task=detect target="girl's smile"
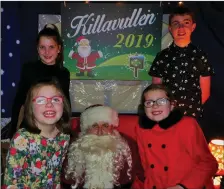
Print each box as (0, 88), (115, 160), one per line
(144, 89), (174, 122)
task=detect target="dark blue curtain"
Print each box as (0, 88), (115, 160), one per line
(1, 2), (21, 127)
(191, 2), (224, 140)
(1, 1), (61, 130)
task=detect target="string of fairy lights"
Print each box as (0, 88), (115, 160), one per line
(63, 1), (185, 7)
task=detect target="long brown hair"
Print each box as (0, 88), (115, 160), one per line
(23, 77), (71, 134)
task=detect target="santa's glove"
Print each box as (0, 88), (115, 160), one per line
(98, 51), (103, 58)
(68, 50), (74, 59)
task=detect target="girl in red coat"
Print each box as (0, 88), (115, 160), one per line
(136, 84), (218, 189)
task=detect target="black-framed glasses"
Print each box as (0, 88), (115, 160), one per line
(144, 98), (170, 108)
(32, 96), (63, 105)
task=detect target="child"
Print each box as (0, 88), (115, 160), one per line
(9, 23), (70, 139)
(149, 6), (214, 119)
(3, 78), (71, 188)
(136, 84), (218, 189)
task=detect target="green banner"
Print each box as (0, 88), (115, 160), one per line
(61, 3), (162, 80)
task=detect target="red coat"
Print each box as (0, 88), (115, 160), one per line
(70, 51), (102, 70)
(136, 113), (218, 189)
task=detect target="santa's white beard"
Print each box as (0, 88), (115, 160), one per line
(78, 46), (91, 58)
(66, 132), (132, 189)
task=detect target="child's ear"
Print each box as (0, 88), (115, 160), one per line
(192, 23), (196, 32)
(58, 45), (61, 53)
(168, 25), (172, 33)
(170, 101), (176, 111)
(168, 26), (174, 38)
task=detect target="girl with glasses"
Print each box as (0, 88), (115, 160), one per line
(3, 78), (71, 189)
(136, 84), (218, 189)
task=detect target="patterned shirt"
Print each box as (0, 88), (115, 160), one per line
(149, 42), (214, 118)
(3, 128), (70, 189)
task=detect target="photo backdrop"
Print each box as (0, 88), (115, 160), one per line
(39, 4), (172, 113)
(61, 3), (163, 80)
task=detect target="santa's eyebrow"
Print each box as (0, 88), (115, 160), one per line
(92, 123), (98, 127)
(102, 123), (109, 127)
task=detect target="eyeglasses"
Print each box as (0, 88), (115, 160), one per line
(32, 96), (63, 105)
(144, 98), (170, 108)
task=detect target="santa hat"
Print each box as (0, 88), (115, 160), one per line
(80, 106), (118, 132)
(74, 36), (89, 47)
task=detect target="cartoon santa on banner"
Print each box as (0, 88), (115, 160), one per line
(68, 36), (103, 77)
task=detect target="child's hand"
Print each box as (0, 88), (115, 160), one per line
(167, 185), (184, 189)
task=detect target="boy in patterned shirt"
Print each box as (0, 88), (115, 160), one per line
(149, 6), (214, 119)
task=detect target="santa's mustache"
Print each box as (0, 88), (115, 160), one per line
(76, 134), (120, 155)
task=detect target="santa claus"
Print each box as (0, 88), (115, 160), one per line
(63, 105), (144, 189)
(68, 36), (103, 77)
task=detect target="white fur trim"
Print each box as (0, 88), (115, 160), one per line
(76, 66), (85, 70)
(68, 50), (74, 58)
(98, 51), (103, 58)
(46, 24), (54, 29)
(86, 65), (96, 69)
(80, 106), (116, 132)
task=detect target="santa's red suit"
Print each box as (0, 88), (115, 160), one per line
(69, 51), (102, 70)
(136, 110), (218, 189)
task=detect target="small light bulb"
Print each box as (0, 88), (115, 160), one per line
(178, 1), (184, 6)
(116, 2), (123, 6)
